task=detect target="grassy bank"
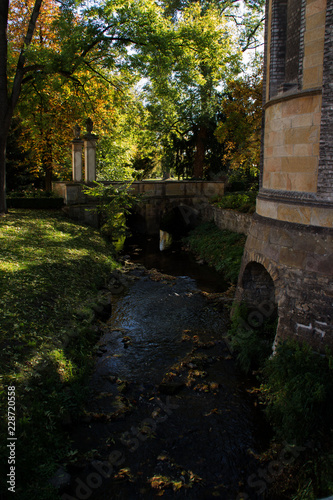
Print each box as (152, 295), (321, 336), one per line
(184, 221), (246, 283)
(0, 210), (119, 499)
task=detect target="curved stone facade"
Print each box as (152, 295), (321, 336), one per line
(237, 215), (333, 350)
(237, 0), (333, 351)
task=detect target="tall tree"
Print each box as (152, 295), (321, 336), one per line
(1, 0), (265, 208)
(1, 0), (166, 211)
(140, 0), (264, 179)
(0, 0), (43, 213)
(215, 61), (263, 185)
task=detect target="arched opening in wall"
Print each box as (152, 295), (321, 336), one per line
(126, 211), (147, 235)
(231, 262), (278, 372)
(242, 261), (278, 343)
(242, 262), (276, 312)
(160, 205), (200, 242)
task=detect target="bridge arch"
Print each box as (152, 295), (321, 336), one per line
(236, 260), (279, 351)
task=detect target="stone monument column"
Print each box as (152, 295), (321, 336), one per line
(83, 118), (99, 183)
(72, 124), (83, 182)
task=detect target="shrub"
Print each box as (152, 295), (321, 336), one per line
(228, 303), (277, 373)
(83, 181), (140, 240)
(260, 339), (333, 443)
(212, 191), (257, 213)
(6, 189), (64, 208)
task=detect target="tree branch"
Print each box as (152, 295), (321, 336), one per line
(82, 60), (124, 92)
(241, 17), (265, 52)
(8, 0), (43, 128)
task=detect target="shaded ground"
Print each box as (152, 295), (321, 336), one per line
(63, 266), (269, 500)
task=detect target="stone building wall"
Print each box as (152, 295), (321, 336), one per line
(317, 1), (333, 200)
(237, 215), (333, 351)
(236, 0), (333, 352)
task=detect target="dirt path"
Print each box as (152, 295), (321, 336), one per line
(62, 266), (267, 500)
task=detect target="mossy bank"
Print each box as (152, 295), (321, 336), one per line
(184, 220), (246, 283)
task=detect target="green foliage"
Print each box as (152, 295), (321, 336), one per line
(184, 221), (246, 283)
(83, 181), (140, 239)
(215, 64), (263, 183)
(7, 188), (64, 208)
(0, 210), (119, 499)
(226, 167), (260, 192)
(212, 191), (258, 213)
(293, 448), (333, 499)
(4, 0), (265, 193)
(260, 340), (333, 444)
(228, 303), (277, 374)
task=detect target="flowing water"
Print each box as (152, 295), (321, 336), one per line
(64, 237), (270, 500)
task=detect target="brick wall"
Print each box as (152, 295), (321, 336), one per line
(317, 0), (333, 201)
(302, 0), (327, 89)
(268, 0), (288, 98)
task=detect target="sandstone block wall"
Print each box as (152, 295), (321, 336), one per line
(263, 93), (321, 193)
(237, 215), (333, 351)
(201, 206), (252, 235)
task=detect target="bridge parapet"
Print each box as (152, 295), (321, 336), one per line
(53, 180), (224, 205)
(52, 180), (224, 233)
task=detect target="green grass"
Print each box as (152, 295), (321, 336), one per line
(184, 221), (246, 283)
(0, 210), (119, 499)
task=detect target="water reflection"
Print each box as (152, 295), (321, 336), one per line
(122, 234), (228, 293)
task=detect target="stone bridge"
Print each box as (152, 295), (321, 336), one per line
(52, 180), (224, 235)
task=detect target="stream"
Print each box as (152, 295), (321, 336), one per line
(63, 237), (270, 500)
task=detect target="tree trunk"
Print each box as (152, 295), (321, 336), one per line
(0, 136), (7, 213)
(0, 0), (43, 213)
(0, 1), (9, 213)
(45, 166), (53, 192)
(193, 126), (207, 179)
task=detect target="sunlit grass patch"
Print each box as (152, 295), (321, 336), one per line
(0, 209), (119, 499)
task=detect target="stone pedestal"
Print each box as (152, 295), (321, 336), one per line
(83, 118), (98, 183)
(72, 140), (83, 181)
(72, 124), (83, 182)
(84, 138), (98, 182)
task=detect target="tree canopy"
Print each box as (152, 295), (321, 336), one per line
(0, 0), (265, 210)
